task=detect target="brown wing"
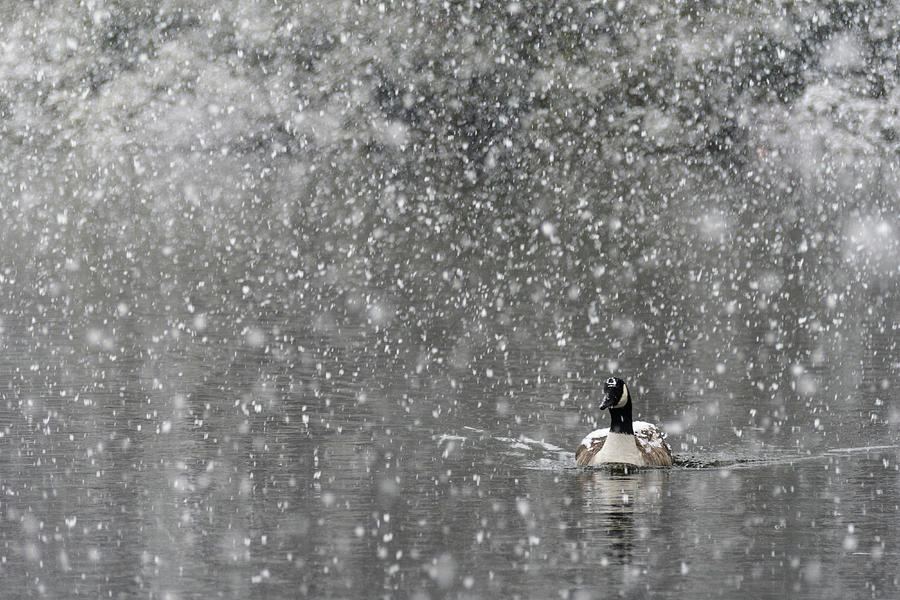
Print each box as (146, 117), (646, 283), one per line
(575, 437), (606, 467)
(634, 427), (674, 467)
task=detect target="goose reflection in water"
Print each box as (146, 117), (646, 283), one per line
(566, 468), (668, 565)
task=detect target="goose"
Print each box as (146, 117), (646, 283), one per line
(575, 377), (674, 467)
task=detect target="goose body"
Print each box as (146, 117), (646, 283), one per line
(575, 378), (674, 467)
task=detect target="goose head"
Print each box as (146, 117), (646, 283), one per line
(599, 377), (630, 411)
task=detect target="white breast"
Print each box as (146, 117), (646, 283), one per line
(590, 432), (646, 466)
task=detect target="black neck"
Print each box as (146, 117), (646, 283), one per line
(608, 400), (634, 435)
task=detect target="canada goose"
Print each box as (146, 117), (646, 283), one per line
(575, 377), (674, 467)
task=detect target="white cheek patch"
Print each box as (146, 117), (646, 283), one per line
(614, 385), (630, 408)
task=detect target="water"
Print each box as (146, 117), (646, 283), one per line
(2, 2), (900, 598)
(0, 306), (896, 598)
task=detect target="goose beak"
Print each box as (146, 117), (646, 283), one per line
(599, 394), (615, 411)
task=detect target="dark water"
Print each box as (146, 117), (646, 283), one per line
(0, 308), (897, 599)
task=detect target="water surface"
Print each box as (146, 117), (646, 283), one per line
(1, 311), (897, 598)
